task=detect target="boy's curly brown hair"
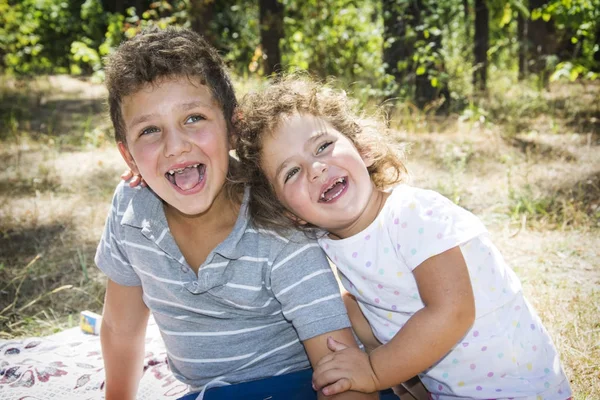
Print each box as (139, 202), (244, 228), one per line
(105, 26), (237, 144)
(235, 74), (409, 233)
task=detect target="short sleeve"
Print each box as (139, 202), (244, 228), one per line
(94, 182), (141, 286)
(392, 187), (487, 271)
(269, 233), (350, 341)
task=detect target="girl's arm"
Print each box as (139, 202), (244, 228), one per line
(303, 328), (378, 400)
(101, 279), (150, 400)
(313, 247), (476, 395)
(342, 292), (381, 353)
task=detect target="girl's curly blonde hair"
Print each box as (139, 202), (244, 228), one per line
(235, 74), (408, 233)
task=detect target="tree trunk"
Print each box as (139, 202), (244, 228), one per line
(382, 0), (411, 85)
(517, 13), (528, 80)
(259, 0), (284, 76)
(382, 0), (447, 109)
(463, 0), (471, 43)
(592, 24), (600, 71)
(473, 0), (489, 91)
(527, 0), (556, 83)
(190, 0), (218, 46)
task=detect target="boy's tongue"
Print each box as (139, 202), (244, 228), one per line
(173, 166), (201, 190)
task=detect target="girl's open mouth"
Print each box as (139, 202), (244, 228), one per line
(319, 177), (348, 203)
(165, 164), (206, 191)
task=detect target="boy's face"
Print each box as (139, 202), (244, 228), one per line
(118, 76), (231, 217)
(260, 113), (375, 237)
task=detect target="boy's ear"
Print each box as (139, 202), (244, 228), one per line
(117, 142), (140, 174)
(284, 210), (308, 226)
(228, 132), (238, 151)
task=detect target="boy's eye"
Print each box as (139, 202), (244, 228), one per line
(141, 126), (160, 136)
(186, 114), (205, 124)
(316, 141), (333, 154)
(284, 167), (300, 183)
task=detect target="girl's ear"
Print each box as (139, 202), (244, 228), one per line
(284, 210), (308, 225)
(359, 147), (375, 168)
(117, 142), (140, 174)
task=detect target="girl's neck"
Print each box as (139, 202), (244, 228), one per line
(328, 185), (391, 240)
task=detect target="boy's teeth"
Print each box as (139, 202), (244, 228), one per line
(168, 164), (200, 175)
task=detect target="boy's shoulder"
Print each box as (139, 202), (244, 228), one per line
(108, 181), (161, 227)
(245, 220), (319, 250)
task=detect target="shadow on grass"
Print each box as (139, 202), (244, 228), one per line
(0, 223), (68, 267)
(0, 172), (62, 198)
(0, 90), (106, 145)
(509, 170), (600, 228)
(0, 220), (105, 336)
(506, 136), (578, 161)
(0, 153), (122, 201)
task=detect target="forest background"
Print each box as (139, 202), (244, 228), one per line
(0, 0), (598, 397)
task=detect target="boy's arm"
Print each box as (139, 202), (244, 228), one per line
(303, 329), (378, 400)
(101, 279), (150, 400)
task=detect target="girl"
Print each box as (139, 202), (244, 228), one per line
(235, 75), (572, 400)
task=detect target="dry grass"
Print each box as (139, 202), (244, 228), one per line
(0, 75), (598, 397)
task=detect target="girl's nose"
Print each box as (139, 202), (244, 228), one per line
(310, 161), (328, 182)
(164, 126), (192, 157)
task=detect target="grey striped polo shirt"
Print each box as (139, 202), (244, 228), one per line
(95, 182), (350, 390)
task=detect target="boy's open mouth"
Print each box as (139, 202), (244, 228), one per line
(165, 164), (206, 191)
(319, 177), (347, 203)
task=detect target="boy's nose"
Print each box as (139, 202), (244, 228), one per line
(310, 161), (328, 182)
(164, 127), (192, 157)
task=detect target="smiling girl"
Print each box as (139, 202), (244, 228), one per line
(235, 75), (572, 400)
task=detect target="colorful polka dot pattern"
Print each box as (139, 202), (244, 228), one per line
(319, 186), (571, 399)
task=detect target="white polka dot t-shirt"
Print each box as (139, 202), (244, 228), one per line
(319, 185), (571, 400)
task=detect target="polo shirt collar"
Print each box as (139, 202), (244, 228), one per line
(212, 186), (250, 260)
(120, 185), (251, 261)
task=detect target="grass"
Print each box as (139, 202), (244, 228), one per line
(0, 74), (598, 397)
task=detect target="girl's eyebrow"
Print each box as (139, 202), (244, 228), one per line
(274, 131), (328, 180)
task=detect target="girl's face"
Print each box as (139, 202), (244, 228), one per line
(260, 113), (380, 238)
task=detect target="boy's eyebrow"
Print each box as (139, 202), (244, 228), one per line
(176, 100), (212, 111)
(274, 131), (327, 180)
(128, 113), (157, 130)
(128, 101), (212, 130)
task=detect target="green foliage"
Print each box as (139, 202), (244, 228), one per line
(281, 0), (389, 100)
(205, 2), (260, 77)
(1, 0), (598, 106)
(536, 0), (600, 78)
(0, 0), (106, 75)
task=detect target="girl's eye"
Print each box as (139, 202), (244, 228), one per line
(186, 114), (205, 124)
(284, 167), (300, 183)
(141, 126), (160, 136)
(316, 141), (333, 154)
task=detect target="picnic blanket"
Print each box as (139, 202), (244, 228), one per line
(0, 318), (189, 400)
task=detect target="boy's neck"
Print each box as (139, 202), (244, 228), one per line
(163, 184), (241, 232)
(164, 184), (242, 272)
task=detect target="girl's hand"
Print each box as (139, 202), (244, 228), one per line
(312, 337), (380, 396)
(121, 170), (146, 188)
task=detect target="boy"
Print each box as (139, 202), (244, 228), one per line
(95, 27), (374, 400)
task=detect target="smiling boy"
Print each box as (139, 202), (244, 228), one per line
(95, 27), (374, 400)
